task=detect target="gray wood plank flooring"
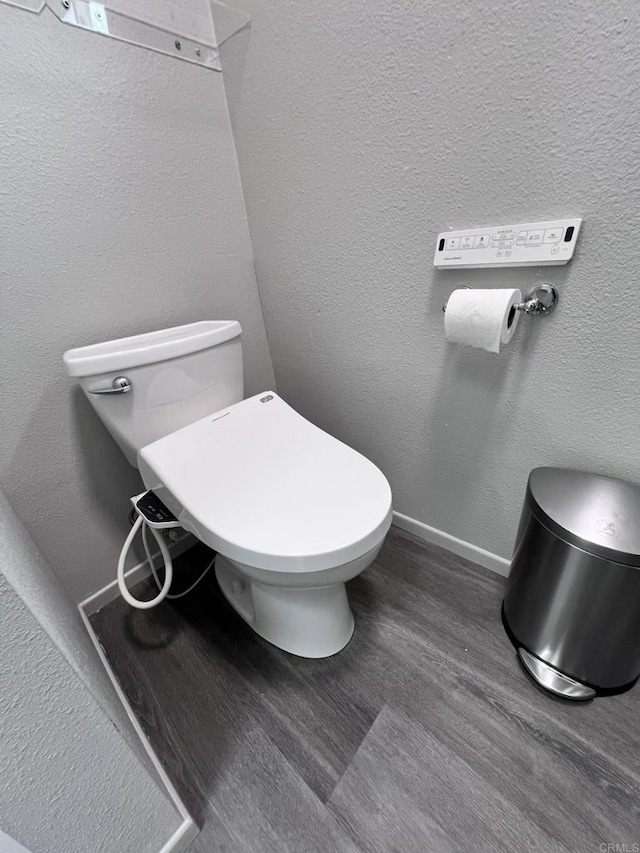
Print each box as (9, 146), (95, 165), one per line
(90, 527), (640, 852)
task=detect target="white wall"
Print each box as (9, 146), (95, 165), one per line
(221, 1), (640, 560)
(0, 3), (274, 602)
(0, 565), (181, 853)
(0, 487), (162, 783)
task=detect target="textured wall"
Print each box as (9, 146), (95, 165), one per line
(0, 487), (163, 785)
(222, 0), (640, 560)
(0, 4), (274, 601)
(0, 569), (180, 853)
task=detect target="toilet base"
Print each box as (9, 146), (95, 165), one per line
(215, 556), (355, 658)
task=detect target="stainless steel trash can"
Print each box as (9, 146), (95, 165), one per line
(502, 467), (640, 700)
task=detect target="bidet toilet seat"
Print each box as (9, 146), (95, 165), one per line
(138, 392), (393, 573)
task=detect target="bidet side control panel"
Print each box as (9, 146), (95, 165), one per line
(132, 491), (181, 529)
(434, 218), (582, 269)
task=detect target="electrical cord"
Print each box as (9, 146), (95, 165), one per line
(117, 516), (173, 609)
(117, 515), (214, 609)
(142, 522), (215, 600)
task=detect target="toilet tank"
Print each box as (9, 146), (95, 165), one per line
(63, 321), (243, 466)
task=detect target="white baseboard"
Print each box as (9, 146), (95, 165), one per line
(79, 532), (198, 616)
(392, 511), (511, 577)
(157, 819), (198, 853)
(78, 603), (199, 853)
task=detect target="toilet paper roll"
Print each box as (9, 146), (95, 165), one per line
(444, 288), (523, 353)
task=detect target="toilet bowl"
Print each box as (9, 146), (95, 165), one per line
(63, 321), (392, 657)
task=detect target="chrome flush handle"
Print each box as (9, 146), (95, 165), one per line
(89, 376), (133, 395)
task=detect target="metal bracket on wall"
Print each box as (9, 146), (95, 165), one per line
(4, 0), (218, 70)
(1, 0), (254, 66)
(45, 0), (221, 69)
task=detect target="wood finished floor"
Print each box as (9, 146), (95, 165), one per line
(91, 527), (640, 853)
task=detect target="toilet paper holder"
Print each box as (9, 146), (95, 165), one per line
(442, 283), (559, 317)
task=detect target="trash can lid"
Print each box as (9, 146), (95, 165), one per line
(527, 467), (640, 567)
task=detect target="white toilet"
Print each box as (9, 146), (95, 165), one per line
(64, 320), (392, 657)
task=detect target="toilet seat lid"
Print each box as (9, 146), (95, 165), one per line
(138, 392), (392, 572)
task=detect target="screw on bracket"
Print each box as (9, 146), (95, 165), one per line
(175, 40), (182, 51)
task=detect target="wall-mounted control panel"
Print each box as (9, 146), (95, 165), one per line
(434, 218), (582, 269)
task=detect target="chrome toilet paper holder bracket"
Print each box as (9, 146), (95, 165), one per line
(514, 283), (559, 315)
(442, 283), (559, 316)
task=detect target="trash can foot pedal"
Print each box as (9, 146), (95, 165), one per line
(517, 648), (596, 701)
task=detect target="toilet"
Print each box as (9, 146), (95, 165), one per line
(64, 320), (392, 657)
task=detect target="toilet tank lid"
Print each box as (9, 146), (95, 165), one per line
(527, 467), (640, 565)
(63, 320), (242, 377)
